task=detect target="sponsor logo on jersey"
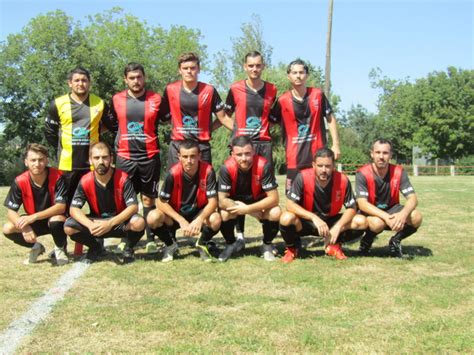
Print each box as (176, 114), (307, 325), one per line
(127, 121), (144, 134)
(377, 203), (388, 209)
(297, 124), (309, 137)
(101, 212), (114, 218)
(246, 116), (262, 129)
(72, 127), (90, 138)
(182, 115), (198, 128)
(180, 204), (195, 214)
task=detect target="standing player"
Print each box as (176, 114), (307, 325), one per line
(224, 50), (278, 246)
(217, 136), (281, 262)
(271, 59), (341, 191)
(108, 63), (162, 254)
(279, 148), (367, 263)
(160, 52), (233, 167)
(45, 66), (109, 205)
(3, 144), (68, 265)
(355, 139), (422, 258)
(64, 142), (145, 263)
(147, 140), (221, 262)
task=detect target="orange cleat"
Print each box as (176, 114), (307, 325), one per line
(282, 247), (298, 263)
(325, 243), (347, 260)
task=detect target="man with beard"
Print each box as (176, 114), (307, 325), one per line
(108, 63), (162, 254)
(224, 51), (278, 250)
(217, 136), (281, 262)
(64, 142), (145, 263)
(279, 148), (367, 263)
(356, 139), (422, 258)
(147, 140), (221, 262)
(3, 144), (68, 265)
(160, 52), (233, 167)
(271, 59), (341, 192)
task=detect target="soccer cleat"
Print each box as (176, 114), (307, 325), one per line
(218, 242), (238, 262)
(282, 246), (297, 263)
(325, 243), (347, 260)
(196, 241), (214, 262)
(359, 232), (375, 256)
(122, 247), (135, 264)
(81, 246), (106, 264)
(145, 241), (158, 254)
(162, 241), (178, 263)
(54, 246), (69, 266)
(114, 242), (126, 255)
(389, 237), (404, 258)
(261, 243), (276, 261)
(24, 242), (45, 265)
(234, 238), (246, 253)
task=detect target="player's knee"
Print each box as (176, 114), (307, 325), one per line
(280, 211), (297, 226)
(49, 215), (66, 224)
(368, 217), (385, 233)
(208, 212), (222, 231)
(410, 210), (423, 228)
(352, 214), (368, 230)
(268, 206), (282, 222)
(3, 222), (15, 235)
(220, 209), (235, 222)
(147, 209), (164, 228)
(141, 195), (155, 208)
(130, 216), (146, 232)
(64, 226), (80, 235)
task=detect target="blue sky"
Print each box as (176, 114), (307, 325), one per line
(1, 0), (472, 113)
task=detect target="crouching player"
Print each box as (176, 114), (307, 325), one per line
(3, 144), (68, 265)
(218, 136), (281, 262)
(64, 142), (145, 263)
(147, 140), (221, 262)
(279, 148), (367, 262)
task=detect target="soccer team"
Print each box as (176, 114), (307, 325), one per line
(3, 51), (423, 265)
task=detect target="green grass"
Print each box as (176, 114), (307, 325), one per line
(0, 176), (472, 353)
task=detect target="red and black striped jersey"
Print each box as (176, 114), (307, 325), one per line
(160, 81), (224, 142)
(225, 80), (277, 141)
(109, 90), (162, 161)
(271, 88), (332, 170)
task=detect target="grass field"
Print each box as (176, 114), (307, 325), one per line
(0, 176), (473, 353)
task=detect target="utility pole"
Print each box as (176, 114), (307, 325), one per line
(325, 0), (334, 99)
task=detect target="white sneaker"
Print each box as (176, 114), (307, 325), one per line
(261, 244), (276, 261)
(162, 242), (178, 263)
(218, 242), (238, 262)
(235, 232), (245, 239)
(54, 247), (69, 266)
(24, 242), (45, 265)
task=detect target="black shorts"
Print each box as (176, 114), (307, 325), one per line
(116, 154), (160, 198)
(64, 214), (142, 238)
(62, 170), (89, 205)
(29, 219), (51, 237)
(285, 169), (300, 193)
(359, 204), (404, 216)
(168, 140), (211, 168)
(298, 214), (342, 236)
(167, 209), (203, 232)
(252, 141), (273, 166)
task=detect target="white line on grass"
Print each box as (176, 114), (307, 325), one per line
(0, 262), (90, 354)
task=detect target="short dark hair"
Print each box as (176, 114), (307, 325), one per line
(372, 138), (393, 151)
(231, 135), (254, 149)
(25, 143), (48, 159)
(244, 51), (263, 63)
(287, 59), (309, 74)
(313, 147), (335, 162)
(124, 62), (145, 77)
(178, 52), (200, 68)
(67, 66), (91, 81)
(89, 141), (112, 156)
(179, 139), (200, 152)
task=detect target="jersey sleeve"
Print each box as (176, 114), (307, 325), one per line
(400, 169), (415, 197)
(261, 161), (278, 192)
(286, 172), (304, 203)
(218, 165), (232, 193)
(122, 178), (138, 207)
(343, 180), (357, 210)
(224, 89), (235, 115)
(159, 172), (174, 201)
(44, 99), (60, 147)
(70, 182), (87, 209)
(158, 87), (171, 122)
(355, 172), (369, 200)
(322, 93), (333, 117)
(3, 181), (23, 211)
(54, 176), (67, 205)
(206, 168), (218, 198)
(269, 99), (282, 124)
(211, 88), (225, 113)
